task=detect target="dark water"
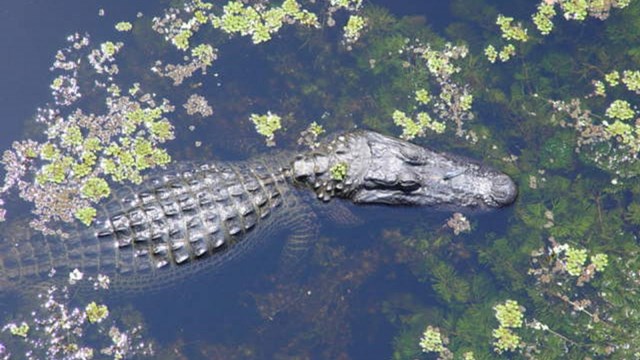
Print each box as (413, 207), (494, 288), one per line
(1, 1), (637, 359)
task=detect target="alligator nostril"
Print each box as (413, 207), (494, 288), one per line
(491, 174), (518, 206)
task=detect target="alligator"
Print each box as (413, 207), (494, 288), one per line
(0, 130), (517, 292)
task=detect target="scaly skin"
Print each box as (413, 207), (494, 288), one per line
(0, 130), (517, 292)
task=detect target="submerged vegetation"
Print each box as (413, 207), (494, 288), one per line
(1, 0), (640, 358)
(0, 273), (152, 359)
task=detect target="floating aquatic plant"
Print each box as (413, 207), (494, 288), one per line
(0, 271), (153, 359)
(0, 33), (174, 233)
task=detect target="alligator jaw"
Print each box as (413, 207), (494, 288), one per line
(291, 130), (517, 210)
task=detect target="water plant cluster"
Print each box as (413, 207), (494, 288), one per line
(0, 33), (174, 233)
(486, 0), (632, 62)
(0, 272), (152, 359)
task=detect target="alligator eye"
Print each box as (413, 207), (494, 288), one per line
(406, 159), (426, 166)
(364, 177), (399, 189)
(364, 178), (388, 189)
(399, 148), (426, 165)
(399, 180), (420, 192)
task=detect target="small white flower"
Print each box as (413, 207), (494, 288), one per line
(94, 274), (111, 290)
(68, 269), (84, 285)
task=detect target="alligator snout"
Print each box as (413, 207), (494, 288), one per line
(490, 174), (518, 207)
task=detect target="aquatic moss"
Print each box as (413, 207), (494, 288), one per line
(393, 110), (445, 140)
(414, 89), (430, 105)
(532, 3), (556, 35)
(606, 71), (621, 86)
(81, 177), (111, 201)
(605, 99), (634, 120)
(344, 15), (366, 43)
(494, 299), (524, 328)
(8, 323), (29, 338)
(590, 253), (608, 271)
(565, 247), (588, 276)
(85, 302), (109, 324)
(330, 162), (348, 181)
(74, 206), (97, 226)
(498, 44), (516, 62)
(492, 300), (524, 353)
(484, 45), (498, 63)
(309, 122), (325, 136)
(496, 14), (528, 42)
(418, 326), (444, 353)
(100, 41), (118, 57)
(115, 22), (133, 32)
(622, 70), (640, 93)
(191, 44), (216, 66)
(211, 0), (321, 44)
(250, 112), (282, 146)
(492, 327), (521, 353)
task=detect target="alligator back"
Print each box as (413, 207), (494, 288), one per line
(0, 156), (297, 292)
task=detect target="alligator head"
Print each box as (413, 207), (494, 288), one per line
(291, 130), (517, 209)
